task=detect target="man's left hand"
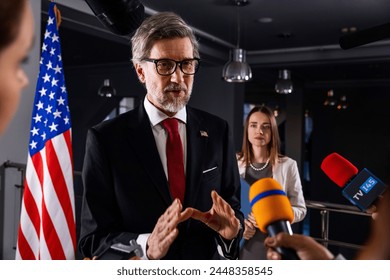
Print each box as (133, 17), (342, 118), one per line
(187, 190), (240, 240)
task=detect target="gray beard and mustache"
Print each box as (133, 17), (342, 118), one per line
(149, 83), (192, 113)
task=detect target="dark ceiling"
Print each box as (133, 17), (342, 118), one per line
(43, 0), (390, 93)
(141, 0), (390, 51)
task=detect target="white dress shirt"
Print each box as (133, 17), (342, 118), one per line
(143, 96), (187, 177)
(137, 97), (187, 259)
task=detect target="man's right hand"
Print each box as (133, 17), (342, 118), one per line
(146, 199), (192, 260)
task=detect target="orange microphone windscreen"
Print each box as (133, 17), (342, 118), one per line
(249, 178), (294, 233)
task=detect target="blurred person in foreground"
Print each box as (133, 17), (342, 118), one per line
(0, 0), (34, 136)
(79, 12), (243, 260)
(265, 189), (390, 260)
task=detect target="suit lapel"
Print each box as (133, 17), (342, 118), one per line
(185, 108), (207, 207)
(126, 105), (172, 205)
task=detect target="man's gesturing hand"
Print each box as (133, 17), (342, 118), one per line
(146, 199), (192, 259)
(188, 190), (240, 240)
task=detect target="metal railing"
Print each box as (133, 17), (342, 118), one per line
(305, 200), (371, 250)
(0, 161), (82, 259)
(0, 161), (27, 259)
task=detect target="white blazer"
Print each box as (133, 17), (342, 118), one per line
(237, 156), (307, 223)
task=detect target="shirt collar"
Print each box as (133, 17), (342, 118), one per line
(144, 96), (187, 126)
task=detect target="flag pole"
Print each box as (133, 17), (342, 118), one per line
(53, 4), (62, 29)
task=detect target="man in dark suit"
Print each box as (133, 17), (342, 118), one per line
(79, 12), (243, 260)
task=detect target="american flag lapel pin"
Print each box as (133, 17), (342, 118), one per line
(200, 130), (208, 137)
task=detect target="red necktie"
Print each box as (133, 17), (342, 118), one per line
(161, 118), (185, 203)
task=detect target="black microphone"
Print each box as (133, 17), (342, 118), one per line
(249, 178), (300, 260)
(321, 153), (388, 211)
(96, 239), (143, 260)
(85, 0), (145, 37)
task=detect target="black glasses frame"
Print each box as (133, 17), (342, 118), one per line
(143, 58), (200, 76)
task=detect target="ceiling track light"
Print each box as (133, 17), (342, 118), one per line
(222, 0), (252, 83)
(275, 69), (293, 94)
(98, 78), (117, 97)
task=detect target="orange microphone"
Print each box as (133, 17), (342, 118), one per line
(249, 178), (299, 260)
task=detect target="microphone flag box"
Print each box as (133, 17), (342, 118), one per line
(342, 168), (388, 211)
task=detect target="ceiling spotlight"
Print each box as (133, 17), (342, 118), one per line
(275, 69), (293, 94)
(323, 90), (337, 106)
(222, 0), (252, 83)
(257, 17), (273, 24)
(98, 79), (116, 97)
(337, 95), (348, 110)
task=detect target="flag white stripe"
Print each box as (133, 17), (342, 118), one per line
(50, 135), (75, 259)
(40, 148), (73, 259)
(25, 155), (43, 213)
(51, 134), (75, 212)
(16, 201), (40, 259)
(16, 154), (45, 259)
(46, 134), (75, 258)
(39, 222), (51, 259)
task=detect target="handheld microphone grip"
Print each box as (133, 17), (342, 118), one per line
(266, 220), (300, 260)
(249, 178), (299, 260)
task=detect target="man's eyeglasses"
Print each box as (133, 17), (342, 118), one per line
(143, 58), (200, 76)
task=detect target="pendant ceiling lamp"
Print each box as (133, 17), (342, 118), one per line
(275, 69), (293, 94)
(98, 78), (117, 97)
(222, 0), (252, 82)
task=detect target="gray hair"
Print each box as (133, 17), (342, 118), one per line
(131, 12), (199, 64)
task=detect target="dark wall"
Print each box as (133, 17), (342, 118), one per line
(65, 64), (144, 259)
(190, 66), (245, 151)
(303, 87), (390, 258)
(305, 89), (390, 203)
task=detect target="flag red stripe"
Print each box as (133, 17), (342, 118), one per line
(31, 150), (44, 191)
(64, 129), (73, 169)
(21, 180), (41, 236)
(45, 138), (76, 249)
(41, 202), (66, 260)
(16, 225), (36, 260)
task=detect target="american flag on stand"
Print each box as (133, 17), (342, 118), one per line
(15, 2), (76, 260)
